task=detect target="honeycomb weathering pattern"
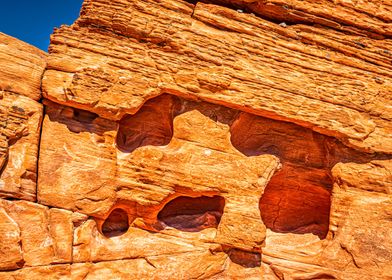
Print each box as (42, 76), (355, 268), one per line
(0, 0), (392, 279)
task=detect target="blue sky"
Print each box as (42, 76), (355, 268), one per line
(0, 0), (84, 51)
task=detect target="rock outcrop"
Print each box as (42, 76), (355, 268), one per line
(0, 33), (45, 201)
(0, 0), (391, 279)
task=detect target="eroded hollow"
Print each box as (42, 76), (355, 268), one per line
(102, 208), (130, 238)
(229, 111), (388, 239)
(231, 113), (333, 238)
(158, 196), (225, 232)
(115, 94), (385, 239)
(226, 248), (261, 268)
(116, 95), (180, 153)
(259, 166), (331, 238)
(115, 94), (238, 153)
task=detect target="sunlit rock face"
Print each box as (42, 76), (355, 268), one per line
(0, 0), (392, 279)
(0, 33), (45, 202)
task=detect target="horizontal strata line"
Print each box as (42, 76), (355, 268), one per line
(75, 1), (390, 74)
(261, 252), (385, 277)
(0, 262), (71, 273)
(280, 1), (392, 24)
(0, 250), (214, 272)
(187, 0), (391, 37)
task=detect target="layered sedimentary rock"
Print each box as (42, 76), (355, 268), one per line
(0, 0), (392, 279)
(0, 33), (45, 201)
(42, 0), (392, 154)
(0, 32), (46, 101)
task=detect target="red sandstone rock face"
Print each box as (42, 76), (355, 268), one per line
(0, 0), (392, 279)
(0, 33), (45, 201)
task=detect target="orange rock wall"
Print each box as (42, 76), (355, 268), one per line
(0, 0), (391, 279)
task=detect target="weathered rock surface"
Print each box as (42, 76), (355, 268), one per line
(0, 93), (43, 201)
(1, 0), (392, 279)
(211, 0), (392, 38)
(42, 0), (392, 154)
(0, 199), (73, 270)
(0, 33), (46, 101)
(0, 34), (45, 201)
(35, 94), (391, 279)
(38, 96), (281, 254)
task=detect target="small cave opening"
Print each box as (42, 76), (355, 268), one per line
(101, 208), (130, 238)
(157, 195), (225, 232)
(259, 164), (332, 239)
(116, 95), (179, 153)
(225, 247), (261, 268)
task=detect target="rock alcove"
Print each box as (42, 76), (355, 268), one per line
(157, 195), (225, 232)
(101, 208), (130, 237)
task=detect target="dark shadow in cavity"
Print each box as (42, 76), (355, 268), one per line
(259, 164), (332, 239)
(102, 208), (130, 238)
(44, 102), (110, 136)
(225, 247), (261, 268)
(158, 195), (225, 232)
(72, 109), (99, 123)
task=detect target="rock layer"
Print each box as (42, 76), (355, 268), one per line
(0, 0), (392, 279)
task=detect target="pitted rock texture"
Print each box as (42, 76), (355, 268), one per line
(39, 96), (281, 253)
(0, 0), (392, 279)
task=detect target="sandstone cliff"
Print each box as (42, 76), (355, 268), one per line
(0, 0), (391, 279)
